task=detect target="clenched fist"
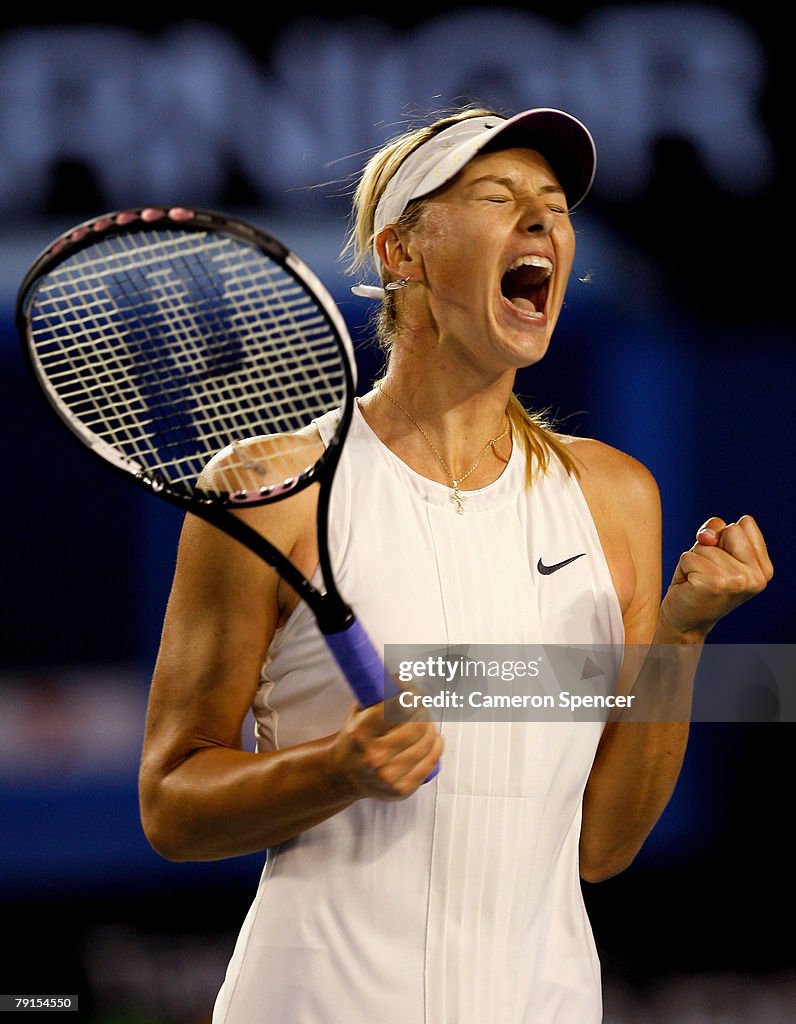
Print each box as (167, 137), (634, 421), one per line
(660, 515), (773, 642)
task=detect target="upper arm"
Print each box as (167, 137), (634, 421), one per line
(569, 437), (663, 644)
(145, 510), (278, 751)
(139, 456), (318, 805)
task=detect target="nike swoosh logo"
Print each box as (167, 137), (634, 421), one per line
(537, 553), (587, 575)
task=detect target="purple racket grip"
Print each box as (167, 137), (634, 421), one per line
(324, 618), (439, 782)
(324, 617), (397, 708)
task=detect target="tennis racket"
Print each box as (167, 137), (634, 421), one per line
(17, 206), (437, 778)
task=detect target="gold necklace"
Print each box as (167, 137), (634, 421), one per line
(378, 383), (510, 514)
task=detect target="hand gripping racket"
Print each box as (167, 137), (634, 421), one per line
(17, 206), (438, 779)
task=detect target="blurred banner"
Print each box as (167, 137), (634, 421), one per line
(0, 5), (775, 224)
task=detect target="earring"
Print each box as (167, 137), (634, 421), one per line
(385, 276), (412, 291)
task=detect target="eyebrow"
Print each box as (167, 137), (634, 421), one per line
(464, 174), (566, 197)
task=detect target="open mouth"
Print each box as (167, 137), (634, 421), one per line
(500, 255), (552, 317)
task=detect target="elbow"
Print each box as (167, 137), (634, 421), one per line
(141, 817), (192, 863)
(139, 799), (189, 863)
(138, 775), (199, 863)
(579, 812), (647, 883)
(580, 858), (633, 884)
(579, 843), (639, 884)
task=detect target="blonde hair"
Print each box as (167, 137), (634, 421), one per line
(343, 107), (579, 484)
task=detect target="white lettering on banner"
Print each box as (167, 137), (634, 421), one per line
(0, 6), (771, 217)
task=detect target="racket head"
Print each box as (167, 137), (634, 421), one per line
(16, 207), (357, 509)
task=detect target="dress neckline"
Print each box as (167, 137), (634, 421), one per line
(352, 400), (523, 511)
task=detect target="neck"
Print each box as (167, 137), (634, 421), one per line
(386, 337), (514, 427)
(359, 355), (515, 492)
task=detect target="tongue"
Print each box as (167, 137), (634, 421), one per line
(502, 265), (546, 314)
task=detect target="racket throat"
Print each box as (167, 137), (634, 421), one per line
(316, 594), (355, 635)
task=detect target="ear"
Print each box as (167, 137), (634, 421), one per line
(374, 225), (425, 286)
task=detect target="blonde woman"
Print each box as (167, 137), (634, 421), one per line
(139, 106), (772, 1023)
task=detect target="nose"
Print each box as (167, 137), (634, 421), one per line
(520, 199), (555, 236)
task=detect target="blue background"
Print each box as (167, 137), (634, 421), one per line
(1, 3), (793, 1020)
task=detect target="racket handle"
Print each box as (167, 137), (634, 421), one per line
(324, 617), (397, 707)
(323, 618), (439, 782)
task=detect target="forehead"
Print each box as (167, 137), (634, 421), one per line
(456, 147), (562, 189)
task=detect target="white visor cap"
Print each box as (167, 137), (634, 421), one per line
(373, 108), (596, 258)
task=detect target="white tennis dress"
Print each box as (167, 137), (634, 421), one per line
(213, 402), (624, 1024)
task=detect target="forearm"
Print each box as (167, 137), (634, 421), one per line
(579, 624), (704, 881)
(139, 736), (359, 861)
(580, 719), (689, 881)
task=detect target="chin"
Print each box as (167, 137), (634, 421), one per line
(500, 329), (552, 370)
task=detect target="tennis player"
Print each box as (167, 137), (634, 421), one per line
(138, 106), (772, 1023)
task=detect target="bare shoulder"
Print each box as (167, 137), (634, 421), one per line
(195, 425), (324, 545)
(557, 436), (662, 622)
(564, 436), (661, 523)
(199, 424), (325, 492)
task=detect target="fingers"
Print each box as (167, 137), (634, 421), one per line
(336, 701), (443, 801)
(696, 514), (771, 561)
(663, 514), (773, 639)
(693, 514), (773, 590)
(676, 546), (758, 599)
(695, 516), (725, 546)
(726, 515), (774, 579)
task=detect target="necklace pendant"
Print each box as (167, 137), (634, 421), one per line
(450, 485), (466, 515)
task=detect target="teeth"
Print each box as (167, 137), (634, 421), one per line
(508, 254), (553, 278)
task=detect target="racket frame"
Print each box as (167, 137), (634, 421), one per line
(16, 207), (356, 635)
(17, 205), (440, 778)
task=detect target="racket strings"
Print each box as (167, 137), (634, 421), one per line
(26, 229), (348, 496)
